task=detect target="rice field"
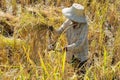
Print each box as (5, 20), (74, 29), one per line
(0, 0), (120, 80)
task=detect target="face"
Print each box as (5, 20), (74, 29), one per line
(71, 20), (78, 26)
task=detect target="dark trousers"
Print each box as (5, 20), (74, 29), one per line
(71, 55), (88, 74)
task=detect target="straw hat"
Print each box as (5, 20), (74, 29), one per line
(62, 3), (87, 23)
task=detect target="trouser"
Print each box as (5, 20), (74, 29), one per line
(71, 55), (88, 74)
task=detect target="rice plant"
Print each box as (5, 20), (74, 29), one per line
(0, 0), (120, 80)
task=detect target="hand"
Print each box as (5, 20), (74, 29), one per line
(63, 46), (68, 51)
(48, 26), (54, 31)
(63, 19), (72, 27)
(47, 44), (55, 51)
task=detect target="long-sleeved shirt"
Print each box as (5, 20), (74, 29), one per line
(57, 22), (88, 62)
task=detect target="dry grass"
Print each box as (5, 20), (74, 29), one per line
(0, 0), (120, 80)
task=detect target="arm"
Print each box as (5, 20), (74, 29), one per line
(47, 19), (72, 51)
(66, 23), (88, 51)
(47, 19), (71, 43)
(57, 19), (72, 35)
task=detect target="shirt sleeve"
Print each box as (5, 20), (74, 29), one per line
(67, 24), (88, 51)
(56, 19), (73, 35)
(56, 23), (69, 35)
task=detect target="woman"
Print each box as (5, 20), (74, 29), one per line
(48, 3), (89, 72)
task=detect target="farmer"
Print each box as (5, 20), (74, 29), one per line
(48, 3), (88, 72)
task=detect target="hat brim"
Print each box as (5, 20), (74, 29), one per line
(62, 8), (87, 23)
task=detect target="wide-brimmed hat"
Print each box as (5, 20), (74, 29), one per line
(62, 3), (87, 23)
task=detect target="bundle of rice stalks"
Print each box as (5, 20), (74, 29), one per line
(13, 7), (62, 63)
